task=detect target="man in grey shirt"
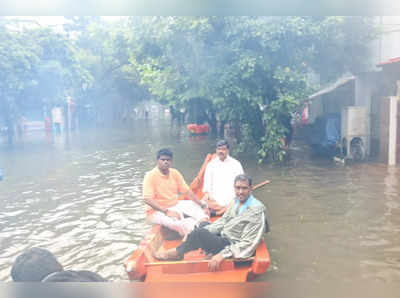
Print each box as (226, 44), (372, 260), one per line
(155, 174), (267, 271)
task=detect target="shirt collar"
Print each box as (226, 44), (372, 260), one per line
(41, 270), (62, 282)
(234, 195), (255, 214)
(155, 167), (169, 178)
(216, 155), (231, 163)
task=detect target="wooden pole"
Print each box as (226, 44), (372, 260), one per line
(252, 179), (270, 191)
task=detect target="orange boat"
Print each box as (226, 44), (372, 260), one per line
(124, 154), (271, 282)
(186, 123), (210, 135)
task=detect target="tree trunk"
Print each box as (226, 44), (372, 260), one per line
(233, 121), (241, 143)
(64, 102), (70, 150)
(208, 110), (217, 137)
(7, 119), (14, 146)
(3, 100), (14, 146)
(219, 120), (226, 138)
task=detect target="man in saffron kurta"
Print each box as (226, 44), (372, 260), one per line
(143, 148), (209, 236)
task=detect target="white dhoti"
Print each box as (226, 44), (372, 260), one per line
(150, 200), (209, 236)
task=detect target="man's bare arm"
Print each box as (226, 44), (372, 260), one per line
(144, 196), (181, 219)
(183, 189), (210, 216)
(183, 189), (202, 205)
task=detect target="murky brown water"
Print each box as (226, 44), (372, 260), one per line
(1, 119), (400, 292)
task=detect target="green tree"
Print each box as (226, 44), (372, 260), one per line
(0, 20), (92, 145)
(67, 17), (148, 125)
(127, 16), (378, 162)
(0, 22), (41, 145)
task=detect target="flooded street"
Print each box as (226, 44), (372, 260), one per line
(1, 119), (400, 292)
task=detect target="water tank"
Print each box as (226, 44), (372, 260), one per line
(341, 106), (369, 160)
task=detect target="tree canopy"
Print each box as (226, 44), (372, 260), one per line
(0, 16), (379, 161)
(126, 16), (378, 161)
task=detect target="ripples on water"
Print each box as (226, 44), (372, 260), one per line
(0, 143), (152, 281)
(1, 122), (400, 288)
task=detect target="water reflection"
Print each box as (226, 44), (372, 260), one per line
(0, 127), (156, 281)
(360, 166), (400, 282)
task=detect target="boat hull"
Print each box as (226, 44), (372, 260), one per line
(124, 154), (270, 282)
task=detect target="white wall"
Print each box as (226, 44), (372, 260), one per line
(369, 16), (400, 69)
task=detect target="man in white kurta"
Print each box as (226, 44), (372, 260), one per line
(202, 140), (244, 215)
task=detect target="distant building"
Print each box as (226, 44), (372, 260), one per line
(302, 17), (400, 164)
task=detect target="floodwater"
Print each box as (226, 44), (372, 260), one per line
(0, 119), (400, 294)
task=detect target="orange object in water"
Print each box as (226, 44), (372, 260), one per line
(124, 153), (271, 282)
(186, 123), (210, 135)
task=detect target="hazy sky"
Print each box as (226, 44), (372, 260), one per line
(6, 16), (123, 26)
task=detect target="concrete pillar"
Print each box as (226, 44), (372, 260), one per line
(388, 96), (398, 165)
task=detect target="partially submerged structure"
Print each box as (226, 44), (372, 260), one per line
(301, 17), (400, 165)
